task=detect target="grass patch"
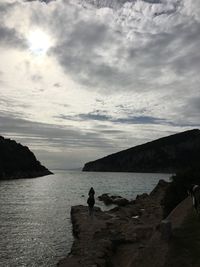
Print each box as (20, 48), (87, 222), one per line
(166, 211), (200, 267)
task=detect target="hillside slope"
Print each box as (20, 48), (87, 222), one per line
(0, 136), (52, 179)
(83, 129), (200, 173)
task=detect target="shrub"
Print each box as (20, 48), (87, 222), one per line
(162, 165), (200, 218)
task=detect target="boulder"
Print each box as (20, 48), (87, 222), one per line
(98, 194), (130, 206)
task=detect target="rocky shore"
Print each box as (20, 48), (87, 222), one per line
(58, 179), (186, 267)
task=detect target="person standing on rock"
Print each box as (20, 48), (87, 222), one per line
(87, 187), (95, 216)
(88, 187), (95, 197)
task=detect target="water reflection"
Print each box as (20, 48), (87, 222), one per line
(0, 171), (170, 266)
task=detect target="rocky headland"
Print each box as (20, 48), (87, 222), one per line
(58, 179), (192, 267)
(83, 129), (200, 173)
(0, 136), (52, 179)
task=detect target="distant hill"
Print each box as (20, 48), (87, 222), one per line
(0, 136), (52, 179)
(82, 129), (200, 173)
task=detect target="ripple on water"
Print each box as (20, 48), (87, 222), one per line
(0, 170), (170, 266)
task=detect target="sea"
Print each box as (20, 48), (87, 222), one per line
(0, 170), (170, 267)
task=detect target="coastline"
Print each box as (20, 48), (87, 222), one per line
(57, 179), (173, 267)
(0, 169), (53, 180)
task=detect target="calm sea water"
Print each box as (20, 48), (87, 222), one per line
(0, 170), (170, 267)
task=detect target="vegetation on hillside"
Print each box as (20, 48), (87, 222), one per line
(162, 165), (200, 218)
(0, 136), (52, 179)
(83, 129), (200, 173)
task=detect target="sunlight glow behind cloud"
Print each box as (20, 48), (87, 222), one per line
(27, 29), (52, 55)
(0, 0), (200, 169)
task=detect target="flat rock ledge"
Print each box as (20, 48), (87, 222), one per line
(58, 180), (170, 267)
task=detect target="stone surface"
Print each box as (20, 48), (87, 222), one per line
(160, 220), (172, 241)
(58, 180), (170, 267)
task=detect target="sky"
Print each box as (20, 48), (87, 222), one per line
(0, 0), (200, 170)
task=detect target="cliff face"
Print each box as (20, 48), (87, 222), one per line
(0, 136), (52, 179)
(83, 129), (200, 173)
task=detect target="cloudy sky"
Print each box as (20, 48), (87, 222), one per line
(0, 0), (200, 169)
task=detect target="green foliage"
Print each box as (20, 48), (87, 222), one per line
(163, 165), (200, 218)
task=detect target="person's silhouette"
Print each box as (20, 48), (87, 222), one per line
(87, 187), (95, 216)
(88, 187), (95, 197)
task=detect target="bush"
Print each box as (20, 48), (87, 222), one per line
(162, 165), (200, 218)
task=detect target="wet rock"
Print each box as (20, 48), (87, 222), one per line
(98, 193), (113, 205)
(98, 193), (130, 206)
(114, 197), (129, 206)
(136, 193), (149, 200)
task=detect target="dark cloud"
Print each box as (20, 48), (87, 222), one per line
(0, 98), (30, 111)
(47, 0), (200, 94)
(24, 0), (55, 3)
(57, 113), (110, 122)
(190, 98), (200, 112)
(0, 3), (26, 49)
(0, 25), (26, 49)
(83, 0), (126, 9)
(179, 97), (200, 123)
(84, 0), (162, 9)
(115, 116), (165, 125)
(79, 113), (110, 121)
(143, 0), (161, 3)
(51, 20), (128, 89)
(0, 113), (126, 168)
(0, 114), (116, 149)
(99, 129), (124, 134)
(53, 46), (132, 91)
(0, 2), (17, 14)
(57, 110), (200, 128)
(57, 112), (166, 125)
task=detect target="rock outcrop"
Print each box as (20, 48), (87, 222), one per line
(83, 129), (200, 173)
(0, 136), (52, 179)
(58, 180), (170, 267)
(98, 193), (130, 206)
